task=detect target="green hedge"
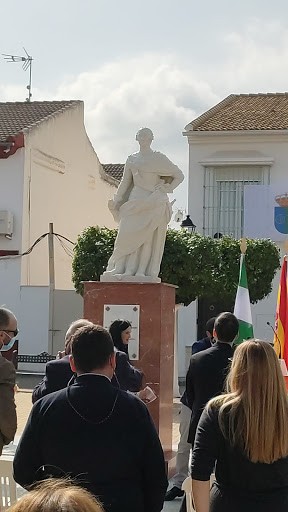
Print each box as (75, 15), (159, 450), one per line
(72, 226), (280, 306)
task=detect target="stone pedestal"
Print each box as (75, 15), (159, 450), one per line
(83, 281), (175, 453)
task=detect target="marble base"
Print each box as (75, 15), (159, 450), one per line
(83, 281), (176, 453)
(100, 273), (161, 283)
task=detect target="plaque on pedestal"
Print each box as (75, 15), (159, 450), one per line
(103, 304), (140, 360)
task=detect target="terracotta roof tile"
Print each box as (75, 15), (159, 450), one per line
(102, 163), (124, 183)
(0, 101), (81, 142)
(187, 93), (288, 131)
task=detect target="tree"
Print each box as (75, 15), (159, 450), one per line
(72, 227), (280, 306)
(159, 230), (219, 305)
(211, 237), (280, 304)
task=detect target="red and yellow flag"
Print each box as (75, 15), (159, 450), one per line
(274, 257), (288, 365)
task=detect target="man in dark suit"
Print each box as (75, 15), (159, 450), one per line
(32, 319), (143, 403)
(187, 311), (238, 445)
(32, 319), (93, 403)
(14, 324), (167, 512)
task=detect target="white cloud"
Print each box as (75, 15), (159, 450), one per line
(0, 53), (219, 177)
(50, 54), (219, 166)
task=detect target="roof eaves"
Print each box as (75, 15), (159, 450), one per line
(21, 100), (82, 136)
(99, 164), (119, 187)
(185, 94), (237, 131)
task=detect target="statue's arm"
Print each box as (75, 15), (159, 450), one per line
(159, 155), (184, 193)
(108, 159), (133, 220)
(114, 159), (133, 206)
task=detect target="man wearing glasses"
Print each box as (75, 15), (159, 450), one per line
(0, 307), (17, 455)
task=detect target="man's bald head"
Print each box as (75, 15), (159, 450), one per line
(0, 307), (18, 349)
(0, 308), (17, 330)
(64, 319), (93, 355)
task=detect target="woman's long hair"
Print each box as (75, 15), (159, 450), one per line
(109, 319), (131, 354)
(210, 339), (288, 463)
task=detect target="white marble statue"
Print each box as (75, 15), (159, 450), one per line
(101, 128), (184, 282)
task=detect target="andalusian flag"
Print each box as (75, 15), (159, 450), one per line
(233, 253), (254, 344)
(274, 257), (288, 365)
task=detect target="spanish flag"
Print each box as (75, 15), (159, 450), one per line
(274, 257), (288, 365)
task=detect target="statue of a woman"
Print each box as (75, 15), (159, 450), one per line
(101, 128), (184, 282)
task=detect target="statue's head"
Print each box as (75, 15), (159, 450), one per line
(136, 127), (154, 147)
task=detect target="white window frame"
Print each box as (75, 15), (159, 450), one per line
(203, 166), (270, 238)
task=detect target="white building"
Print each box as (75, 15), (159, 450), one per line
(178, 92), (288, 378)
(0, 101), (116, 361)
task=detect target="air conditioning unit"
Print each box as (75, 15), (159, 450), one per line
(0, 211), (14, 236)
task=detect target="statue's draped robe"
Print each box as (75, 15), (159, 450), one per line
(106, 151), (184, 277)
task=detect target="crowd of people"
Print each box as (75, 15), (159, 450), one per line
(0, 306), (288, 511)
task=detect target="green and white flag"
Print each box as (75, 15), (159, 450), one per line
(233, 253), (254, 345)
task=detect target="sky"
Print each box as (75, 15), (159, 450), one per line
(1, 0), (288, 210)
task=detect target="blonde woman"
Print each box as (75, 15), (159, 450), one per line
(191, 340), (288, 512)
(8, 478), (103, 512)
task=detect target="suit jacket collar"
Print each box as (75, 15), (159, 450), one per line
(213, 341), (233, 352)
(74, 373), (112, 387)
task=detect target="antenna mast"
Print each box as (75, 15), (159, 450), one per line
(2, 48), (33, 102)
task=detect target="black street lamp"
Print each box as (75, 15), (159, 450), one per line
(180, 214), (196, 233)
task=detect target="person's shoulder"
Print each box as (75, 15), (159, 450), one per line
(117, 389), (148, 415)
(190, 344), (217, 368)
(153, 150), (169, 161)
(115, 351), (130, 369)
(0, 356), (15, 376)
(192, 344), (214, 359)
(35, 387), (67, 410)
(192, 338), (209, 351)
(115, 349), (128, 360)
(127, 151), (139, 161)
(201, 400), (222, 426)
(47, 356), (70, 369)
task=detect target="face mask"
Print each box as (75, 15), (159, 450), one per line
(0, 337), (16, 352)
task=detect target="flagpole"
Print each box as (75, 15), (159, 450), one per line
(284, 240), (288, 261)
(240, 238), (247, 255)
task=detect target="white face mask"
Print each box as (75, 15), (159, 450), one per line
(0, 334), (16, 352)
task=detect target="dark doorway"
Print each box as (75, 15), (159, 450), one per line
(197, 296), (234, 340)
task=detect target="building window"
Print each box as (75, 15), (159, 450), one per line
(203, 166), (270, 238)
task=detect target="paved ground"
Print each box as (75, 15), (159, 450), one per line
(12, 389), (184, 511)
(15, 389), (33, 437)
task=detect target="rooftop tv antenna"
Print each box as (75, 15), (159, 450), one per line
(2, 48), (33, 102)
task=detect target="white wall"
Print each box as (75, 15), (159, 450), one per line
(0, 259), (22, 318)
(0, 148), (25, 251)
(52, 290), (83, 355)
(21, 102), (116, 289)
(17, 286), (83, 371)
(178, 301), (197, 378)
(0, 149), (25, 319)
(186, 131), (288, 232)
(18, 286), (50, 355)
